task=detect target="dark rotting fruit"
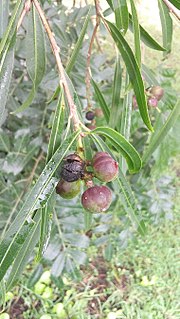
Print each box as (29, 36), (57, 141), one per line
(56, 179), (81, 199)
(61, 153), (85, 182)
(92, 152), (118, 182)
(81, 185), (112, 213)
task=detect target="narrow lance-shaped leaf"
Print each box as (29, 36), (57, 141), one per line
(0, 130), (80, 283)
(91, 127), (142, 173)
(0, 0), (9, 38)
(158, 0), (173, 57)
(38, 91), (65, 260)
(0, 279), (6, 310)
(120, 74), (132, 171)
(129, 14), (166, 51)
(105, 19), (153, 131)
(109, 53), (122, 128)
(0, 0), (23, 57)
(91, 79), (110, 123)
(6, 213), (41, 290)
(89, 133), (146, 235)
(13, 3), (46, 113)
(168, 0), (180, 9)
(0, 38), (15, 127)
(47, 91), (65, 161)
(113, 0), (129, 35)
(66, 8), (91, 73)
(142, 100), (180, 165)
(129, 0), (141, 67)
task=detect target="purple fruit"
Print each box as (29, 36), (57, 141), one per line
(92, 152), (118, 182)
(150, 86), (164, 101)
(85, 111), (95, 121)
(81, 185), (112, 213)
(92, 152), (111, 164)
(148, 97), (158, 108)
(94, 108), (103, 118)
(56, 179), (80, 199)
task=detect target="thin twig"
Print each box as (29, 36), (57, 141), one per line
(17, 0), (32, 31)
(85, 0), (101, 109)
(32, 0), (81, 132)
(162, 0), (180, 20)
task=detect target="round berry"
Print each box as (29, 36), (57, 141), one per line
(81, 185), (112, 213)
(86, 124), (96, 130)
(94, 108), (103, 118)
(148, 97), (158, 108)
(150, 86), (164, 101)
(85, 111), (95, 121)
(92, 151), (111, 164)
(56, 179), (80, 199)
(92, 152), (118, 182)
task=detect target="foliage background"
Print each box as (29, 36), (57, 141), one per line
(0, 0), (179, 318)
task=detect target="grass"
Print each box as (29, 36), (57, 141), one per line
(2, 207), (179, 319)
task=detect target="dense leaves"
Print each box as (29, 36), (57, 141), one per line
(0, 0), (179, 291)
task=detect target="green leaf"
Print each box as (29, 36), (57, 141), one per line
(91, 79), (110, 123)
(0, 0), (22, 57)
(0, 0), (9, 38)
(114, 171), (146, 235)
(0, 40), (15, 127)
(106, 20), (153, 131)
(91, 127), (142, 173)
(120, 75), (132, 141)
(0, 130), (80, 282)
(0, 130), (10, 152)
(142, 64), (159, 86)
(158, 0), (173, 57)
(89, 133), (145, 235)
(13, 3), (46, 113)
(129, 0), (141, 67)
(113, 0), (129, 35)
(66, 8), (91, 73)
(36, 197), (54, 261)
(129, 14), (166, 52)
(109, 53), (122, 128)
(47, 92), (65, 162)
(0, 279), (6, 310)
(142, 100), (180, 165)
(168, 0), (180, 9)
(6, 213), (41, 290)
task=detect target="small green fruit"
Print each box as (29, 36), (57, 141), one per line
(39, 315), (52, 319)
(0, 314), (10, 319)
(39, 270), (51, 285)
(5, 292), (14, 302)
(56, 179), (81, 199)
(42, 287), (53, 299)
(34, 282), (46, 295)
(53, 303), (67, 318)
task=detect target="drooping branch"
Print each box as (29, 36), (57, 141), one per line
(32, 0), (81, 132)
(17, 0), (32, 30)
(85, 0), (101, 109)
(162, 0), (180, 20)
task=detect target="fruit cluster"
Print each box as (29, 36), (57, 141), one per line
(133, 85), (164, 109)
(56, 152), (119, 213)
